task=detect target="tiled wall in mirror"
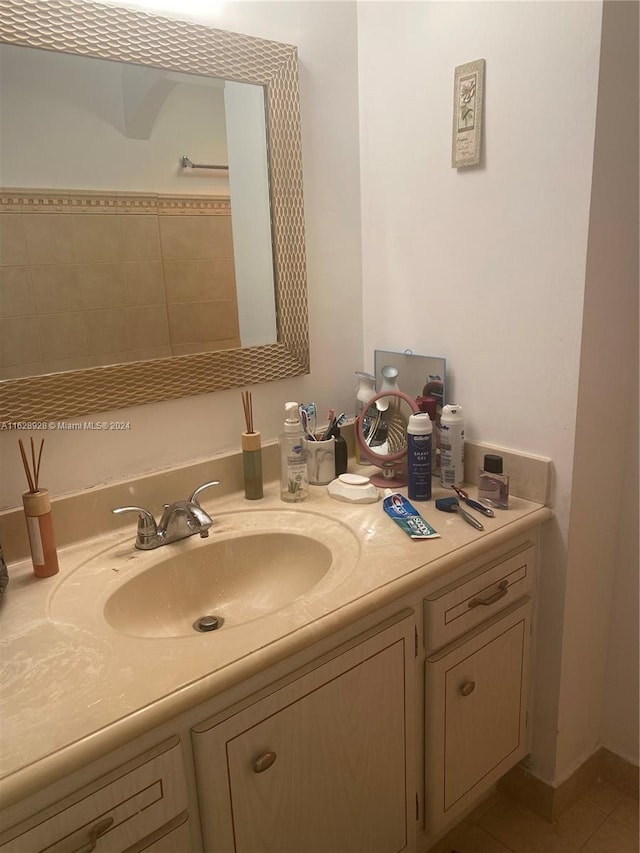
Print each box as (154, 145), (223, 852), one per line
(0, 189), (240, 379)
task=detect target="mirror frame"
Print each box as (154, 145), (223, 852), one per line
(0, 0), (309, 423)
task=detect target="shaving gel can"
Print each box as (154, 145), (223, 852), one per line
(407, 412), (432, 501)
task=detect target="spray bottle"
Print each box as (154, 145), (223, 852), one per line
(440, 404), (464, 488)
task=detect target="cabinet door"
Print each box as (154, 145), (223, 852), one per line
(425, 599), (531, 834)
(193, 612), (414, 853)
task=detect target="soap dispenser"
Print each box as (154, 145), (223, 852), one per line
(279, 402), (309, 502)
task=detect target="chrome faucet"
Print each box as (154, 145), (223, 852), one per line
(112, 481), (220, 550)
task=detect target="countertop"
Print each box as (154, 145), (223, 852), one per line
(0, 478), (551, 808)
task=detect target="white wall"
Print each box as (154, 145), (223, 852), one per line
(572, 0), (638, 769)
(601, 397), (639, 764)
(357, 0), (635, 785)
(0, 0), (363, 505)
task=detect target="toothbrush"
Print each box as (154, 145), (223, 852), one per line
(307, 402), (317, 438)
(321, 409), (335, 440)
(451, 484), (495, 517)
(299, 405), (317, 440)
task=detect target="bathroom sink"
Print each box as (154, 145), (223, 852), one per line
(104, 531), (332, 638)
(49, 509), (360, 639)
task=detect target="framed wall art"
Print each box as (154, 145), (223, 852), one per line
(452, 58), (485, 168)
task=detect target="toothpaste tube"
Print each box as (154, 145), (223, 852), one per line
(383, 491), (440, 540)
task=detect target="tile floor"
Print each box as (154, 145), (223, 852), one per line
(428, 779), (639, 853)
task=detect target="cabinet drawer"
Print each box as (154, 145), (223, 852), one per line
(123, 813), (191, 853)
(0, 738), (188, 853)
(424, 543), (535, 650)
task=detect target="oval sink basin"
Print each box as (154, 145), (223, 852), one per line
(104, 531), (332, 639)
(49, 509), (360, 640)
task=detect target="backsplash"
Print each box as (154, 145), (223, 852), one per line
(0, 188), (240, 379)
(0, 429), (551, 564)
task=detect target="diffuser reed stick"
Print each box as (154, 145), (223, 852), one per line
(241, 390), (255, 434)
(240, 391), (263, 500)
(18, 437), (44, 493)
(18, 437), (59, 578)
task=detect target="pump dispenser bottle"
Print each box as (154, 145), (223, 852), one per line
(280, 402), (309, 502)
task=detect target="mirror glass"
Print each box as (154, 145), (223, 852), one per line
(357, 390), (421, 487)
(0, 43), (277, 381)
(0, 0), (309, 423)
(356, 351), (446, 485)
(374, 350), (446, 408)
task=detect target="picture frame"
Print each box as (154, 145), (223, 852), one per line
(452, 58), (485, 168)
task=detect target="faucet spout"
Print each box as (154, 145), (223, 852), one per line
(112, 480), (220, 550)
(158, 500), (214, 544)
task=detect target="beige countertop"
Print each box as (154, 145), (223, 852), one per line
(0, 474), (551, 808)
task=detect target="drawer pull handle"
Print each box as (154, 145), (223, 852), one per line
(468, 579), (508, 608)
(460, 681), (476, 696)
(74, 817), (114, 853)
(253, 751), (277, 773)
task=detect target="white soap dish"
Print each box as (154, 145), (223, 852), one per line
(327, 473), (379, 504)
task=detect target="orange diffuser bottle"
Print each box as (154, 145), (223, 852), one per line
(19, 438), (59, 578)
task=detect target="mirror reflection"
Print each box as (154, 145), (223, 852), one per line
(0, 0), (308, 424)
(357, 351), (447, 484)
(357, 390), (421, 488)
(0, 43), (277, 381)
(373, 350), (446, 409)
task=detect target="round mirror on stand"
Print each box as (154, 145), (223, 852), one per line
(356, 390), (420, 487)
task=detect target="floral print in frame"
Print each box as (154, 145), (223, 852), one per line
(452, 59), (485, 168)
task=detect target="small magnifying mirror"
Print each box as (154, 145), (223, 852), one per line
(355, 390), (420, 487)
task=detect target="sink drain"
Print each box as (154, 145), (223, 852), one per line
(194, 615), (224, 633)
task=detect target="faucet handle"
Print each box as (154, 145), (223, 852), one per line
(188, 480), (221, 508)
(112, 505), (158, 547)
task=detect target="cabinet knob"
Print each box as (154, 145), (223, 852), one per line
(460, 680), (476, 697)
(253, 751), (277, 773)
(73, 817), (114, 853)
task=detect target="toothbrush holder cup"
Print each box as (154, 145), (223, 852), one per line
(306, 437), (335, 485)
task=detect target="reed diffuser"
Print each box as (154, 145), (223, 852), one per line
(241, 391), (263, 500)
(19, 437), (59, 578)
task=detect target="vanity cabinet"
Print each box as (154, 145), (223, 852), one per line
(0, 737), (189, 853)
(423, 543), (536, 835)
(0, 519), (546, 853)
(192, 611), (415, 853)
